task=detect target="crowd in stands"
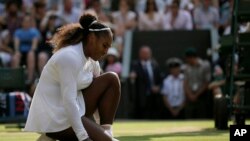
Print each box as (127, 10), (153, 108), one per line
(1, 0), (250, 119)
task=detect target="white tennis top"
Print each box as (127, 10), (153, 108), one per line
(24, 43), (100, 141)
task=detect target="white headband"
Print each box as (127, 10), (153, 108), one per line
(79, 20), (110, 32)
(79, 20), (97, 29)
(89, 20), (98, 27)
(89, 27), (111, 31)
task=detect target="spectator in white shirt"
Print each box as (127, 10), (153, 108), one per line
(138, 0), (163, 31)
(164, 0), (194, 12)
(24, 12), (120, 141)
(88, 0), (110, 23)
(162, 0), (193, 30)
(0, 30), (13, 67)
(136, 0), (166, 14)
(161, 57), (185, 119)
(57, 0), (82, 24)
(193, 0), (219, 29)
(111, 0), (137, 38)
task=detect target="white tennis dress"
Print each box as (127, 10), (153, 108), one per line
(24, 43), (100, 141)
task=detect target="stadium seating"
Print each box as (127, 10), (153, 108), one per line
(0, 67), (28, 124)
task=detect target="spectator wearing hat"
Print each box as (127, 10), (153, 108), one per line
(161, 57), (185, 119)
(102, 47), (122, 76)
(183, 47), (211, 119)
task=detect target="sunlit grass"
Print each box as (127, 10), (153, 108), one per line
(0, 119), (244, 141)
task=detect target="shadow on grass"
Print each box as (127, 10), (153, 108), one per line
(116, 128), (229, 141)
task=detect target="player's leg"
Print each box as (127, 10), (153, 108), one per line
(82, 72), (121, 125)
(46, 72), (120, 141)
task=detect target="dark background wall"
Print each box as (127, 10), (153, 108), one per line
(131, 30), (211, 71)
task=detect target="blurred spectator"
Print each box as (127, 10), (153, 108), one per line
(100, 0), (112, 12)
(57, 0), (82, 24)
(164, 0), (194, 12)
(111, 0), (137, 59)
(193, 0), (202, 8)
(130, 46), (162, 119)
(208, 65), (225, 97)
(88, 0), (111, 23)
(112, 0), (137, 39)
(183, 47), (211, 119)
(2, 1), (23, 40)
(102, 47), (122, 76)
(22, 0), (36, 14)
(46, 0), (61, 11)
(47, 0), (85, 11)
(38, 13), (61, 76)
(110, 27), (123, 60)
(136, 0), (166, 14)
(212, 0), (219, 8)
(33, 0), (47, 28)
(221, 0), (249, 35)
(0, 0), (5, 16)
(0, 30), (13, 67)
(138, 0), (163, 31)
(219, 0), (233, 35)
(0, 15), (4, 29)
(193, 0), (219, 29)
(161, 57), (185, 119)
(40, 11), (66, 31)
(193, 0), (219, 63)
(12, 15), (40, 85)
(162, 0), (193, 30)
(72, 0), (85, 10)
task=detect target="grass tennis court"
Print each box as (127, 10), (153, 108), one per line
(0, 120), (239, 141)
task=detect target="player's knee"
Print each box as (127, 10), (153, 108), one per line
(105, 72), (120, 86)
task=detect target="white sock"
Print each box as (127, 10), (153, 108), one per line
(101, 124), (113, 137)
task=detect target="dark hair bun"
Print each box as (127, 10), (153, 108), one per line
(79, 11), (98, 29)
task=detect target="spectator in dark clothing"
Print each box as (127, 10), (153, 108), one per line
(33, 1), (47, 29)
(130, 45), (163, 119)
(38, 13), (60, 75)
(3, 1), (23, 40)
(183, 47), (212, 119)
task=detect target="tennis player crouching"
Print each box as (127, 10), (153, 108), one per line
(24, 11), (121, 141)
